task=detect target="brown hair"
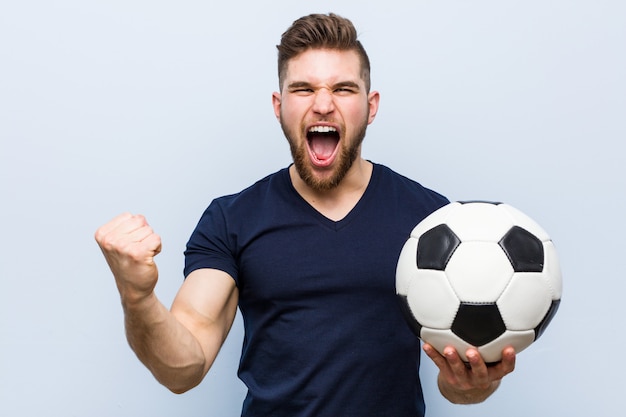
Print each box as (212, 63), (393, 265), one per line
(276, 13), (371, 92)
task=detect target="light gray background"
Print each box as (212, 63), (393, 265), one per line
(1, 1), (624, 416)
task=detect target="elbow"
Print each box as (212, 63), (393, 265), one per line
(162, 377), (202, 395)
(152, 366), (205, 395)
(167, 385), (194, 395)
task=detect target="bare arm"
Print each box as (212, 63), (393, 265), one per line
(95, 213), (238, 393)
(423, 344), (516, 404)
(122, 270), (238, 393)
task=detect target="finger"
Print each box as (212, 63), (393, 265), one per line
(95, 212), (133, 241)
(126, 223), (157, 243)
(110, 214), (150, 236)
(503, 346), (516, 364)
(465, 348), (489, 384)
(121, 226), (162, 260)
(97, 216), (158, 260)
(140, 231), (162, 257)
(423, 343), (449, 370)
(99, 214), (151, 248)
(478, 347), (516, 384)
(443, 346), (468, 376)
(497, 346), (516, 376)
(465, 348), (487, 372)
(96, 213), (147, 246)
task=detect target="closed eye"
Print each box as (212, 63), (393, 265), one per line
(333, 82), (360, 95)
(287, 82), (314, 94)
(287, 81), (361, 95)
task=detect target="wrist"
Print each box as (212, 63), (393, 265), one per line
(119, 287), (157, 312)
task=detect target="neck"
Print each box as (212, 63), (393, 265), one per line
(290, 158), (373, 221)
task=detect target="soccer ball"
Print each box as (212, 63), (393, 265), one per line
(396, 201), (562, 363)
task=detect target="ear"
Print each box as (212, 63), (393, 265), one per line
(272, 91), (282, 121)
(367, 90), (380, 124)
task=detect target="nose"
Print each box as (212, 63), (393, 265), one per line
(312, 88), (335, 115)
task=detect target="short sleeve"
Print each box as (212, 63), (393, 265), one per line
(184, 198), (239, 282)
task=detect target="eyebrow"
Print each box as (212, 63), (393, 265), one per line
(286, 81), (312, 90)
(286, 81), (361, 91)
(334, 81), (361, 90)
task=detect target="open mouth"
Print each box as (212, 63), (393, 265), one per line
(306, 125), (340, 166)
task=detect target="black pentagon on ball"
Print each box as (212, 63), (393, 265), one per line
(499, 226), (544, 272)
(451, 303), (506, 346)
(458, 200), (503, 205)
(397, 295), (423, 337)
(535, 299), (561, 340)
(416, 224), (461, 271)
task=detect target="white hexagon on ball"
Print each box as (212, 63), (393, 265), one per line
(406, 269), (459, 329)
(445, 241), (513, 303)
(498, 272), (553, 330)
(445, 202), (513, 242)
(396, 237), (418, 296)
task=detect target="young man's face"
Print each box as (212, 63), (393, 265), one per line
(273, 48), (379, 191)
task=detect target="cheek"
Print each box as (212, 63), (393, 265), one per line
(279, 98), (306, 125)
(339, 97), (370, 117)
(342, 102), (372, 131)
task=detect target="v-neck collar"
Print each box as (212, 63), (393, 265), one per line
(283, 163), (380, 231)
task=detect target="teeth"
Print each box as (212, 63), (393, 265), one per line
(308, 126), (337, 133)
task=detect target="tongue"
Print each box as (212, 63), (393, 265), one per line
(310, 135), (337, 161)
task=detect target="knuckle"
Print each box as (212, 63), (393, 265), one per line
(98, 234), (117, 251)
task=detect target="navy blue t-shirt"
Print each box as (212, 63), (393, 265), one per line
(185, 163), (448, 417)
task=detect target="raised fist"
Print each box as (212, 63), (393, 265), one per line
(95, 213), (162, 304)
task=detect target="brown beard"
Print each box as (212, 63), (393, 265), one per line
(282, 121), (368, 191)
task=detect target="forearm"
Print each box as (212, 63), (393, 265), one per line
(122, 292), (207, 393)
(437, 373), (500, 404)
(96, 214), (222, 393)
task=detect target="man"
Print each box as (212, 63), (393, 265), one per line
(95, 13), (515, 416)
